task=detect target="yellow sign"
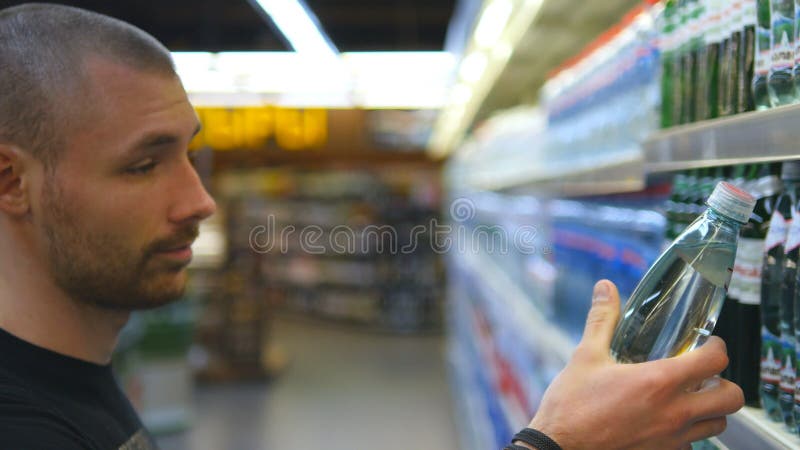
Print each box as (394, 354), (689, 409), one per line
(190, 107), (328, 151)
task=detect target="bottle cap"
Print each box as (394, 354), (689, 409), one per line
(781, 161), (800, 180)
(706, 181), (756, 224)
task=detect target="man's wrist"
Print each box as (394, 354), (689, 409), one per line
(512, 440), (538, 450)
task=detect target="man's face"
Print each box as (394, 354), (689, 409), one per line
(35, 57), (216, 310)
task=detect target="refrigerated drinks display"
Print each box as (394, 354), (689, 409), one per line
(445, 0), (800, 448)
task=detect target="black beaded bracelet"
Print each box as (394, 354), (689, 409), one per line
(513, 428), (563, 450)
(503, 445), (531, 450)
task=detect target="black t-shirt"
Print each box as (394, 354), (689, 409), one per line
(0, 328), (158, 449)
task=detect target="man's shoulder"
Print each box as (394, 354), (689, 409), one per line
(0, 377), (93, 449)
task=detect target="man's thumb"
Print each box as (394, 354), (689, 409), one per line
(577, 280), (621, 359)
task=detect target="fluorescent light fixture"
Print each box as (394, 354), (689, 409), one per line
(474, 0), (514, 49)
(459, 52), (488, 84)
(250, 0), (338, 59)
(172, 51), (455, 109)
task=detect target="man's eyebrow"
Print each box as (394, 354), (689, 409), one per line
(131, 123), (202, 152)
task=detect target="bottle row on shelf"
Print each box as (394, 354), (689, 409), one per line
(665, 161), (800, 439)
(661, 0), (800, 127)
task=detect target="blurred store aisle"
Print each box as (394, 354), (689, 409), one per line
(157, 318), (457, 450)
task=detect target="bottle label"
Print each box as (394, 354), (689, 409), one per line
(763, 330), (783, 385)
(772, 6), (795, 70)
(743, 0), (757, 27)
(786, 217), (800, 252)
(733, 237), (765, 304)
(780, 340), (797, 395)
(766, 211), (789, 252)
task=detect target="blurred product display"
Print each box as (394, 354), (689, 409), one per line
(214, 167), (443, 332)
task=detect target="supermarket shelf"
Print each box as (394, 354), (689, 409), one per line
(459, 249), (575, 364)
(718, 407), (798, 450)
(471, 148), (644, 197)
(644, 104), (800, 173)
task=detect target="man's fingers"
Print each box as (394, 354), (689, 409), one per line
(575, 280), (621, 361)
(686, 377), (745, 421)
(683, 417), (728, 444)
(652, 336), (730, 389)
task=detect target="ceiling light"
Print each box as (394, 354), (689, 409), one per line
(249, 0), (338, 59)
(474, 0), (514, 49)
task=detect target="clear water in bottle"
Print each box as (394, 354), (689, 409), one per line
(611, 182), (756, 363)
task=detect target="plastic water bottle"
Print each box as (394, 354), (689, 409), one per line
(611, 182), (757, 363)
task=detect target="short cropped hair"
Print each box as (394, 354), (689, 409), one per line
(0, 3), (177, 166)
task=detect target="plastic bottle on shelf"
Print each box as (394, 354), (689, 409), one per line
(768, 0), (796, 106)
(776, 162), (800, 432)
(754, 0), (773, 109)
(610, 182), (756, 363)
(762, 163), (789, 422)
(739, 0), (758, 112)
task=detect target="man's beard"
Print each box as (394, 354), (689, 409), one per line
(40, 178), (197, 311)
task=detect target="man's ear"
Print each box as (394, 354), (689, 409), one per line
(0, 144), (32, 216)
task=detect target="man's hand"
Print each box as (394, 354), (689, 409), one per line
(526, 280), (744, 450)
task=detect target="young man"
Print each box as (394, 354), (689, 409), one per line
(0, 4), (742, 450)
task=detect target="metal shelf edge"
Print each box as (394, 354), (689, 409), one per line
(718, 406), (798, 450)
(644, 104), (800, 173)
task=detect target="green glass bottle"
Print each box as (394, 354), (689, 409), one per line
(662, 0), (679, 128)
(754, 0), (773, 109)
(739, 0), (758, 112)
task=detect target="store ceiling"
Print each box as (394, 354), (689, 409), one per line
(473, 0), (642, 123)
(0, 0), (456, 51)
(0, 0), (644, 146)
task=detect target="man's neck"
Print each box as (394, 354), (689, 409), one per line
(0, 237), (129, 365)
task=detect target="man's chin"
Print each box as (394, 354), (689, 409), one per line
(91, 273), (188, 311)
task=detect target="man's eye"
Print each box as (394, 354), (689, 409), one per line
(126, 160), (157, 175)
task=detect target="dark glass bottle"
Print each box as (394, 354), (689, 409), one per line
(662, 0), (679, 128)
(724, 2), (743, 116)
(761, 162), (788, 419)
(681, 0), (699, 124)
(739, 0), (758, 112)
(719, 165), (748, 382)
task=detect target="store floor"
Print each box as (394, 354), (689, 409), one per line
(157, 317), (458, 450)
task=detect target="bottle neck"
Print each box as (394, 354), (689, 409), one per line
(706, 207), (746, 229)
